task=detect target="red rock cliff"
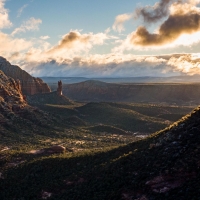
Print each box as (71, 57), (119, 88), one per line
(0, 57), (51, 95)
(0, 70), (25, 114)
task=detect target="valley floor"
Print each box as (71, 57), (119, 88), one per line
(0, 102), (198, 199)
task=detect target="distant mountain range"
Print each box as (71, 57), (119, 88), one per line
(41, 75), (200, 84)
(45, 80), (200, 106)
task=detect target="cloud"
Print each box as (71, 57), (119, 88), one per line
(169, 0), (200, 15)
(135, 0), (176, 23)
(0, 0), (12, 29)
(0, 27), (116, 67)
(0, 32), (50, 63)
(49, 31), (89, 51)
(11, 17), (42, 35)
(112, 13), (133, 32)
(112, 0), (176, 33)
(131, 13), (200, 46)
(40, 35), (50, 40)
(105, 27), (111, 34)
(16, 53), (200, 78)
(167, 54), (200, 74)
(0, 1), (43, 61)
(135, 0), (200, 23)
(9, 52), (20, 60)
(47, 30), (109, 57)
(112, 0), (177, 33)
(0, 32), (32, 58)
(0, 0), (199, 79)
(113, 0), (200, 50)
(18, 54), (175, 77)
(17, 4), (28, 17)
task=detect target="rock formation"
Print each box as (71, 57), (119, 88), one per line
(0, 70), (25, 107)
(0, 70), (25, 125)
(57, 80), (62, 96)
(0, 57), (51, 95)
(0, 69), (56, 135)
(27, 79), (73, 105)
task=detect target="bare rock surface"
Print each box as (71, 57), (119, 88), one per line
(0, 70), (27, 131)
(0, 57), (51, 95)
(0, 69), (57, 136)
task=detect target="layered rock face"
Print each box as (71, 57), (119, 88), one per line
(0, 70), (24, 106)
(0, 69), (56, 135)
(0, 57), (51, 95)
(0, 70), (25, 124)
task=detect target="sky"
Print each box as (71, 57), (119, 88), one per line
(1, 0), (200, 77)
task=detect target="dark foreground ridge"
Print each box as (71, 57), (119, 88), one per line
(0, 105), (199, 199)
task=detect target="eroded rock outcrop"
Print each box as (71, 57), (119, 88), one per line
(0, 70), (25, 125)
(0, 70), (24, 106)
(0, 69), (58, 135)
(27, 80), (73, 105)
(0, 57), (51, 95)
(57, 80), (62, 96)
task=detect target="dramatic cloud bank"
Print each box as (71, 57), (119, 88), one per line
(132, 0), (200, 46)
(1, 0), (200, 78)
(115, 0), (200, 50)
(131, 13), (200, 46)
(16, 54), (200, 78)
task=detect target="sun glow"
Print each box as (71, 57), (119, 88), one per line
(173, 31), (200, 46)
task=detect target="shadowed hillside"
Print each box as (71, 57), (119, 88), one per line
(35, 102), (192, 135)
(0, 105), (199, 199)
